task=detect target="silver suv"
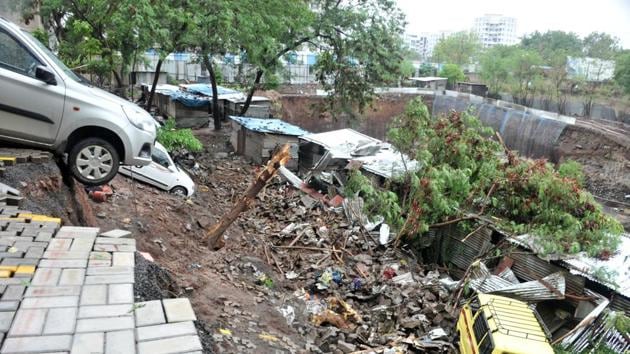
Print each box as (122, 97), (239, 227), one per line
(0, 18), (156, 185)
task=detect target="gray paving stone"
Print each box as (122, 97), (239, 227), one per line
(112, 252), (135, 267)
(88, 259), (112, 267)
(0, 311), (15, 332)
(0, 278), (26, 285)
(43, 250), (90, 259)
(75, 316), (134, 333)
(1, 334), (73, 353)
(70, 238), (95, 252)
(59, 268), (86, 285)
(21, 295), (79, 308)
(85, 274), (134, 285)
(0, 301), (19, 311)
(0, 257), (39, 266)
(38, 259), (88, 268)
(162, 298), (197, 323)
(80, 284), (107, 306)
(47, 238), (72, 251)
(71, 332), (104, 354)
(100, 229), (132, 239)
(0, 251), (24, 258)
(55, 226), (100, 239)
(136, 335), (202, 354)
(89, 252), (112, 261)
(106, 329), (135, 354)
(8, 309), (43, 336)
(78, 304), (134, 318)
(0, 285), (6, 293)
(25, 285), (81, 297)
(43, 307), (77, 334)
(108, 284), (134, 304)
(31, 268), (62, 286)
(93, 244), (136, 252)
(134, 300), (165, 327)
(135, 321), (197, 342)
(86, 266), (133, 276)
(95, 238), (135, 245)
(24, 246), (45, 258)
(1, 286), (24, 301)
(35, 231), (53, 242)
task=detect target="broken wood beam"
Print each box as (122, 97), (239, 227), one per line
(204, 144), (291, 250)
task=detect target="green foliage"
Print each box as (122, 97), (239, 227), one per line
(521, 31), (583, 64)
(558, 160), (584, 186)
(157, 119), (203, 152)
(355, 98), (622, 257)
(479, 45), (516, 96)
(31, 28), (49, 47)
(615, 53), (630, 94)
(438, 64), (465, 87)
(418, 63), (434, 77)
(432, 31), (480, 65)
(399, 60), (416, 79)
(605, 311), (630, 333)
(345, 171), (404, 229)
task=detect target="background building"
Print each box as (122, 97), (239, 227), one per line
(473, 14), (517, 47)
(404, 31), (452, 60)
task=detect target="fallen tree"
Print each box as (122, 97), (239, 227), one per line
(346, 98), (623, 257)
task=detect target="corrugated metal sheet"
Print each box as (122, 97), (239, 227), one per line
(565, 310), (630, 353)
(610, 295), (630, 316)
(509, 252), (585, 298)
(229, 116), (309, 136)
(446, 226), (493, 270)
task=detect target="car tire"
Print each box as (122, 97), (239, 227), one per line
(170, 186), (187, 197)
(69, 137), (120, 186)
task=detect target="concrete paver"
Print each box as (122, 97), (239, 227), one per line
(162, 298), (197, 323)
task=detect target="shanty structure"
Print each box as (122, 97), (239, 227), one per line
(409, 76), (447, 91)
(456, 82), (488, 97)
(229, 116), (309, 170)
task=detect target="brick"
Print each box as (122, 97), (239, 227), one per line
(2, 334), (73, 353)
(93, 244), (136, 252)
(78, 304), (134, 318)
(2, 286), (25, 300)
(106, 329), (135, 354)
(87, 266), (133, 276)
(134, 300), (165, 327)
(113, 252), (135, 267)
(43, 250), (90, 259)
(75, 316), (134, 332)
(55, 226), (100, 239)
(43, 307), (77, 334)
(24, 246), (45, 258)
(0, 301), (19, 311)
(0, 257), (39, 266)
(0, 311), (14, 332)
(32, 268), (61, 286)
(163, 298), (197, 323)
(137, 335), (202, 354)
(89, 252), (112, 261)
(96, 237), (135, 245)
(25, 286), (81, 297)
(85, 274), (134, 285)
(71, 332), (104, 354)
(89, 259), (112, 267)
(100, 229), (132, 239)
(136, 321), (197, 342)
(80, 284), (107, 306)
(108, 284), (134, 304)
(21, 295), (79, 308)
(9, 309), (43, 335)
(39, 259), (88, 268)
(59, 268), (86, 285)
(70, 238), (95, 252)
(47, 238), (72, 251)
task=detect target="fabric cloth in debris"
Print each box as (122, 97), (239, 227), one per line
(229, 116), (309, 136)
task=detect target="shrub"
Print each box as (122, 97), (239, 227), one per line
(157, 119), (203, 152)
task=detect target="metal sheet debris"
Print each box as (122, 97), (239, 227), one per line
(229, 116), (309, 136)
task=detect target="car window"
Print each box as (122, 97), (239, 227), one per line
(0, 30), (40, 77)
(152, 148), (171, 168)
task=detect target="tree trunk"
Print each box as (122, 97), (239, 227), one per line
(146, 59), (163, 111)
(202, 55), (221, 130)
(240, 69), (264, 116)
(112, 70), (125, 98)
(205, 145), (291, 250)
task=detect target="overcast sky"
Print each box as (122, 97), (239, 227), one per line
(396, 0), (630, 49)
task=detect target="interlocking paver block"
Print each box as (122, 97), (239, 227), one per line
(96, 238), (135, 246)
(87, 266), (133, 276)
(89, 252), (112, 261)
(93, 244), (136, 252)
(21, 295), (79, 308)
(100, 229), (132, 239)
(134, 300), (165, 327)
(32, 268), (62, 286)
(89, 259), (112, 267)
(135, 321), (197, 342)
(0, 311), (15, 332)
(25, 285), (81, 297)
(112, 252), (135, 267)
(8, 309), (43, 335)
(43, 307), (77, 334)
(106, 329), (135, 354)
(162, 298), (197, 323)
(35, 231), (53, 242)
(0, 301), (19, 311)
(55, 226), (100, 239)
(80, 284), (107, 306)
(75, 316), (134, 332)
(137, 335), (202, 354)
(43, 250), (90, 259)
(71, 332), (104, 354)
(1, 286), (25, 301)
(47, 238), (72, 251)
(85, 274), (134, 285)
(0, 257), (39, 266)
(59, 268), (86, 285)
(108, 283), (134, 304)
(2, 334), (73, 353)
(24, 246), (45, 259)
(70, 238), (96, 252)
(78, 304), (134, 318)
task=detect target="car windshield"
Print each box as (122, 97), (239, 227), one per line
(22, 30), (84, 83)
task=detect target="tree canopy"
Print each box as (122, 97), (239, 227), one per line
(432, 31), (480, 66)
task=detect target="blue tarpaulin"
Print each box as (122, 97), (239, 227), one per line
(182, 84), (240, 97)
(229, 116), (309, 136)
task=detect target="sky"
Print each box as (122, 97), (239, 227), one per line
(396, 0), (630, 49)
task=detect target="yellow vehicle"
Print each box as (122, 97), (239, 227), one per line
(456, 293), (554, 354)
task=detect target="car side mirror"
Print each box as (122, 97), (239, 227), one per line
(35, 66), (57, 85)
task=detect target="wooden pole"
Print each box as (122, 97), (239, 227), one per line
(205, 144), (291, 250)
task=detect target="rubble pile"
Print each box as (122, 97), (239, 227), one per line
(238, 180), (458, 353)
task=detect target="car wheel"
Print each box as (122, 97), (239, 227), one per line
(170, 186), (187, 197)
(69, 137), (120, 186)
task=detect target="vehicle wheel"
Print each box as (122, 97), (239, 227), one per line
(69, 137), (119, 186)
(170, 186), (187, 197)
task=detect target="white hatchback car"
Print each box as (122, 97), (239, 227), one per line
(118, 142), (195, 197)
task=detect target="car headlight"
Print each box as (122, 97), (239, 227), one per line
(122, 105), (156, 134)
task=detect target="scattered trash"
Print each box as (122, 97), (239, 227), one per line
(278, 305), (295, 325)
(285, 271), (299, 280)
(219, 328), (232, 336)
(379, 223), (390, 245)
(382, 267), (397, 280)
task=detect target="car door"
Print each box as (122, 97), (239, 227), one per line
(131, 148), (176, 191)
(0, 28), (65, 145)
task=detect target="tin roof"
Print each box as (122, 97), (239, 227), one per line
(229, 116), (309, 136)
(180, 84), (241, 97)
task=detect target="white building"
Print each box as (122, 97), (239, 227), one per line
(404, 31), (452, 60)
(473, 14), (517, 48)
